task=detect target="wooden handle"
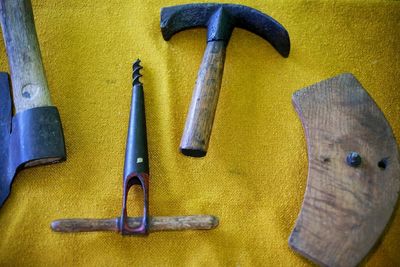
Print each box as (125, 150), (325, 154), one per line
(180, 41), (227, 157)
(51, 215), (219, 233)
(0, 0), (52, 113)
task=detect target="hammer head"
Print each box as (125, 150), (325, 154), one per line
(161, 3), (290, 57)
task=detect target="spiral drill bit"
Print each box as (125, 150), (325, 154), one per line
(132, 59), (143, 86)
(51, 59), (219, 235)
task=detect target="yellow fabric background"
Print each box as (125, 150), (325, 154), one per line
(0, 0), (399, 266)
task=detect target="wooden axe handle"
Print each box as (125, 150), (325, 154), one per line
(180, 41), (227, 157)
(0, 0), (52, 113)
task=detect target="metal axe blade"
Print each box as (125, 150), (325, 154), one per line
(0, 72), (12, 206)
(0, 0), (66, 208)
(0, 71), (66, 207)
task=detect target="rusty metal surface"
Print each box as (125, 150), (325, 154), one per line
(161, 3), (290, 57)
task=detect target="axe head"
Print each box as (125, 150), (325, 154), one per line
(0, 72), (66, 207)
(161, 3), (290, 57)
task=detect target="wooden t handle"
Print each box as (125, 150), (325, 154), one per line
(180, 41), (227, 157)
(51, 215), (219, 233)
(0, 0), (52, 113)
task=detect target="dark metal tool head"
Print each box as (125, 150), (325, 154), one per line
(119, 59), (149, 235)
(161, 3), (290, 57)
(0, 72), (66, 207)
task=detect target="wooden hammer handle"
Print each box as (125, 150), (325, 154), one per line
(180, 41), (227, 157)
(0, 0), (52, 113)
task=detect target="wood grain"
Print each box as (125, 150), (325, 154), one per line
(0, 0), (52, 113)
(180, 40), (227, 157)
(51, 215), (219, 233)
(289, 73), (400, 267)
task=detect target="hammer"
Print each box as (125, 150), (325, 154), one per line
(0, 0), (65, 206)
(161, 3), (290, 157)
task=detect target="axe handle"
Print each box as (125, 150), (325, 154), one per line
(180, 41), (227, 157)
(0, 0), (52, 113)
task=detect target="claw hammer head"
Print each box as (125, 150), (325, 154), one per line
(161, 3), (290, 157)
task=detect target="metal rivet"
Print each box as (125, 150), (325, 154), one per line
(346, 152), (362, 167)
(378, 158), (388, 170)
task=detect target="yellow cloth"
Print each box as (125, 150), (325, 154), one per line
(0, 0), (399, 266)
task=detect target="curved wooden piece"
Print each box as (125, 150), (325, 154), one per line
(289, 73), (400, 267)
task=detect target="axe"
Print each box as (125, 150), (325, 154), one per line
(0, 0), (65, 207)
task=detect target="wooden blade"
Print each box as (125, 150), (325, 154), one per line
(289, 73), (400, 267)
(51, 215), (218, 233)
